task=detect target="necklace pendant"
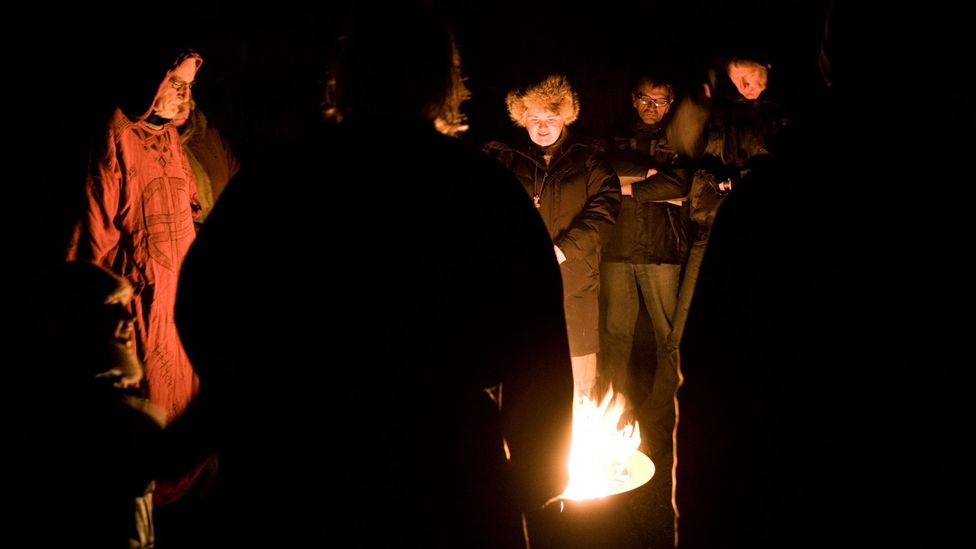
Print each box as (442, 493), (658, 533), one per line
(533, 194), (541, 208)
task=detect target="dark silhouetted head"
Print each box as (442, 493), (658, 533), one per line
(326, 1), (469, 135)
(42, 262), (142, 389)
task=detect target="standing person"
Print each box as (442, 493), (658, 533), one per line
(675, 6), (971, 546)
(165, 3), (574, 547)
(172, 95), (240, 228)
(600, 75), (691, 548)
(484, 75), (621, 400)
(66, 48), (206, 507)
(667, 54), (789, 363)
(14, 261), (164, 549)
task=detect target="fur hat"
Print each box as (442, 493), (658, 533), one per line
(506, 74), (579, 127)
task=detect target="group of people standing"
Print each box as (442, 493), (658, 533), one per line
(483, 56), (788, 547)
(25, 3), (796, 548)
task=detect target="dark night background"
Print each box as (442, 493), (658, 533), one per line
(5, 1), (974, 546)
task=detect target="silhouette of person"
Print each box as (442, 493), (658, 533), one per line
(165, 3), (574, 547)
(14, 261), (165, 548)
(675, 4), (972, 546)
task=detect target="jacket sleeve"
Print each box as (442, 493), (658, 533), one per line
(631, 155), (691, 203)
(555, 151), (621, 260)
(605, 136), (689, 202)
(66, 132), (123, 264)
(606, 149), (656, 181)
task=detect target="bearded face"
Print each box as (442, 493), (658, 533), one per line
(152, 57), (199, 119)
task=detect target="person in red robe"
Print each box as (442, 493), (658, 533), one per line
(67, 48), (205, 506)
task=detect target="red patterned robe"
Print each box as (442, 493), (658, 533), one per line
(68, 108), (200, 501)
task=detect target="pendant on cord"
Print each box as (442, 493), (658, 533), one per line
(533, 194), (541, 208)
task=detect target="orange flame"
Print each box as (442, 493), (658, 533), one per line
(561, 386), (654, 500)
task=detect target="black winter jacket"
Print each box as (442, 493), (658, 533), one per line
(603, 120), (690, 265)
(483, 131), (621, 299)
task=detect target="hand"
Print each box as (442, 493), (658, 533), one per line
(645, 168), (658, 178)
(554, 244), (567, 264)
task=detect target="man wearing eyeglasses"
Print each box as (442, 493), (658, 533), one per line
(600, 75), (691, 549)
(67, 48), (210, 531)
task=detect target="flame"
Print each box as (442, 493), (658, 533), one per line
(560, 386), (654, 500)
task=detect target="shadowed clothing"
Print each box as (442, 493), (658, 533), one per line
(13, 262), (164, 548)
(168, 120), (574, 547)
(675, 8), (972, 545)
(179, 108), (240, 224)
(484, 130), (621, 357)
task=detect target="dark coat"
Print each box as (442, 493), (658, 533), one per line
(689, 92), (789, 241)
(676, 29), (971, 546)
(483, 131), (620, 355)
(169, 121), (575, 548)
(603, 120), (690, 265)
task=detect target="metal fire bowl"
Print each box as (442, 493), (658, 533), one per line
(561, 450), (655, 501)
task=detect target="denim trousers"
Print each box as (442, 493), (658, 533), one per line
(600, 260), (682, 547)
(600, 261), (680, 403)
(667, 237), (707, 359)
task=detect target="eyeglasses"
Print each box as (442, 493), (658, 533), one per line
(634, 94), (673, 108)
(169, 77), (196, 92)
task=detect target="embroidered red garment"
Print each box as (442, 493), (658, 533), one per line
(68, 108), (201, 502)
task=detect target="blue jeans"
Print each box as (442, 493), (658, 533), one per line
(601, 261), (681, 547)
(667, 238), (707, 363)
(600, 261), (680, 402)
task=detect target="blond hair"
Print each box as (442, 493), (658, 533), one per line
(506, 75), (579, 127)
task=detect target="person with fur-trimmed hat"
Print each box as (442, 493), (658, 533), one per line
(484, 75), (621, 400)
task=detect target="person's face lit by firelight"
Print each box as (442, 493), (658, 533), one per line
(727, 60), (769, 100)
(632, 82), (673, 125)
(153, 57), (199, 120)
(525, 104), (565, 147)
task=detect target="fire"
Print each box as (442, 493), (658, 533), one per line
(560, 386), (654, 500)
